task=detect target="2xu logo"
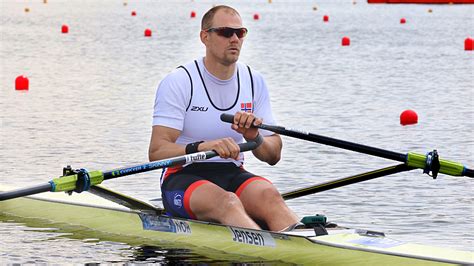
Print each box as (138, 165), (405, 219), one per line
(191, 106), (208, 112)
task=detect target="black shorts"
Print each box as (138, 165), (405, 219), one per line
(161, 163), (271, 219)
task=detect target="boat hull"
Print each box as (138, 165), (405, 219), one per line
(0, 186), (472, 264)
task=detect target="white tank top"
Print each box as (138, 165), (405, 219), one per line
(153, 57), (276, 166)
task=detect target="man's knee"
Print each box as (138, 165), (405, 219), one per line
(219, 192), (245, 212)
(260, 186), (284, 204)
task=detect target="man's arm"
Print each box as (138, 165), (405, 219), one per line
(251, 134), (282, 166)
(149, 125), (246, 162)
(148, 126), (184, 161)
(231, 111), (282, 165)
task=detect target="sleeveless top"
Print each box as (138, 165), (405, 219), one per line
(153, 57), (275, 166)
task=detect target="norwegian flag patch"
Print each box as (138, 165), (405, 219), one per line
(241, 102), (252, 113)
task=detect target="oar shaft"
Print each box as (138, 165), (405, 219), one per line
(220, 114), (473, 177)
(0, 184), (51, 201)
(262, 124), (406, 162)
(102, 141), (257, 181)
(0, 142), (258, 201)
(221, 113), (406, 162)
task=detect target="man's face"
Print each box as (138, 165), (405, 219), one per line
(202, 10), (245, 66)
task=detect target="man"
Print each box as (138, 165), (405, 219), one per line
(149, 5), (299, 231)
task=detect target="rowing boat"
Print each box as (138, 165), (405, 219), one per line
(1, 184), (472, 265)
(1, 114), (473, 264)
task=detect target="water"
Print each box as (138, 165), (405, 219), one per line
(1, 0), (473, 263)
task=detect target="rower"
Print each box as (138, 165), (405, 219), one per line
(148, 5), (299, 231)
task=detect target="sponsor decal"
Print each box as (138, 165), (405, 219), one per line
(286, 127), (309, 135)
(229, 227), (276, 247)
(190, 106), (208, 112)
(240, 102), (252, 113)
(172, 219), (192, 234)
(111, 160), (172, 177)
(173, 193), (183, 208)
(349, 236), (404, 248)
(139, 213), (191, 234)
(185, 152), (206, 163)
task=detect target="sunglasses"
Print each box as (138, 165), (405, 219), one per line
(206, 27), (248, 38)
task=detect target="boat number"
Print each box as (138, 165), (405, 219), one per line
(229, 227), (275, 247)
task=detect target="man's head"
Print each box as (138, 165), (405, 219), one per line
(200, 5), (247, 66)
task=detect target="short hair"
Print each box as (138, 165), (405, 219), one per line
(201, 5), (241, 30)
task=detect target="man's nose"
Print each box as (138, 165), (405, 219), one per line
(230, 33), (239, 41)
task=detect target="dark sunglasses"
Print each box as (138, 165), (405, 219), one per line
(206, 27), (248, 38)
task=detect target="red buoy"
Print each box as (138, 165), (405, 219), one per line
(144, 29), (152, 37)
(61, 25), (69, 34)
(190, 11), (196, 18)
(323, 15), (329, 22)
(15, 75), (29, 91)
(253, 13), (260, 20)
(131, 11), (136, 16)
(342, 36), (350, 46)
(400, 110), (418, 126)
(400, 18), (406, 24)
(465, 37), (473, 51)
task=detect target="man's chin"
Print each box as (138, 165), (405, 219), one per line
(223, 54), (239, 65)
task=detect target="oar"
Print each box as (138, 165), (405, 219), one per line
(282, 164), (413, 200)
(220, 114), (474, 178)
(0, 142), (258, 201)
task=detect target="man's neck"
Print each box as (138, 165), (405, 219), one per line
(203, 56), (236, 80)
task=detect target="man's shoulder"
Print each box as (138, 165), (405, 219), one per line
(238, 62), (265, 82)
(163, 65), (193, 82)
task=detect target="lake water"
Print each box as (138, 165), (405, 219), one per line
(1, 0), (473, 263)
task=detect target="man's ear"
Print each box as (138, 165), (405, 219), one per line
(200, 30), (208, 45)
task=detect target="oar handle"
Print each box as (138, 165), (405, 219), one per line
(0, 142), (259, 201)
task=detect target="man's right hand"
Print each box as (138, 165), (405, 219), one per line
(199, 138), (241, 160)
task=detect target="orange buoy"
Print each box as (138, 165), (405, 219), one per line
(131, 11), (136, 16)
(190, 11), (196, 18)
(400, 110), (418, 126)
(342, 36), (350, 46)
(323, 15), (329, 22)
(61, 25), (69, 34)
(15, 75), (29, 91)
(400, 18), (406, 24)
(253, 13), (260, 20)
(465, 37), (473, 51)
(144, 29), (152, 37)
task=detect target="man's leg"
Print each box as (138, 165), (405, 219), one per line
(238, 180), (299, 231)
(188, 181), (261, 230)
